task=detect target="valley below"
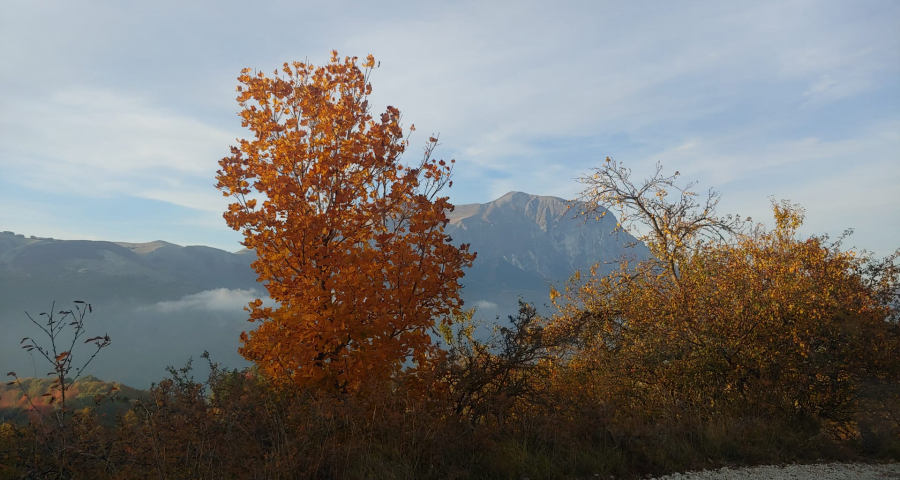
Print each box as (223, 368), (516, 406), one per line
(0, 192), (646, 387)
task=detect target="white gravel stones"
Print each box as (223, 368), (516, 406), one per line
(650, 463), (900, 480)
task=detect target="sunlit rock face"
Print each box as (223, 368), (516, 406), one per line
(0, 193), (646, 385)
(446, 192), (648, 317)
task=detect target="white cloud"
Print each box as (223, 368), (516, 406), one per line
(138, 188), (231, 214)
(643, 120), (900, 186)
(632, 120), (900, 257)
(146, 288), (261, 314)
(0, 88), (235, 211)
(2, 89), (233, 172)
(474, 300), (498, 310)
(325, 0), (900, 215)
(802, 72), (872, 106)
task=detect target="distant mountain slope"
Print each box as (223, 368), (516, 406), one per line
(0, 233), (262, 387)
(0, 192), (646, 386)
(0, 233), (258, 307)
(445, 192), (649, 314)
(0, 375), (148, 425)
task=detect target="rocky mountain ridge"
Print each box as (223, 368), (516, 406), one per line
(0, 192), (646, 386)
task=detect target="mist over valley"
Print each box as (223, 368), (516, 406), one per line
(0, 192), (646, 387)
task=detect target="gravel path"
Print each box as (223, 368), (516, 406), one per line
(650, 463), (900, 479)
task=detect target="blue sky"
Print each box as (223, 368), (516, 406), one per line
(1, 0), (898, 255)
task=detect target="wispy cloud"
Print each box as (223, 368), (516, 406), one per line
(145, 288), (261, 314)
(0, 0), (897, 254)
(644, 120), (900, 185)
(0, 89), (235, 212)
(474, 300), (498, 310)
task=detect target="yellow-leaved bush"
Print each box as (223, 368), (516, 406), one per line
(548, 161), (900, 430)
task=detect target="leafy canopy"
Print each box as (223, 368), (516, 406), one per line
(216, 51), (475, 392)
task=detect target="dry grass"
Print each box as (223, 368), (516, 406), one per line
(1, 358), (896, 480)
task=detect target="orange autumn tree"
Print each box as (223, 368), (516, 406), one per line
(216, 52), (475, 392)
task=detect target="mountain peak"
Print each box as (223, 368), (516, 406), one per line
(495, 191), (567, 203)
(115, 240), (176, 254)
(498, 191), (528, 199)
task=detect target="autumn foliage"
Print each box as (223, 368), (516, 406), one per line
(215, 52), (474, 391)
(548, 159), (900, 433)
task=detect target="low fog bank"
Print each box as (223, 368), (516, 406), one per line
(0, 285), (553, 388)
(0, 288), (260, 388)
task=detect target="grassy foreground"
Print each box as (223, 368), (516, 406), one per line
(1, 350), (898, 480)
